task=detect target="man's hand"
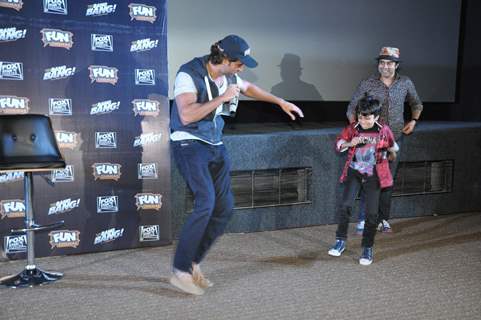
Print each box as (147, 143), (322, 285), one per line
(402, 120), (416, 135)
(279, 100), (304, 120)
(222, 84), (240, 103)
(388, 151), (397, 162)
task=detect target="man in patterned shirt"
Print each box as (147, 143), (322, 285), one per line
(346, 47), (423, 232)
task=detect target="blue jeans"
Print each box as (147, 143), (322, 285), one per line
(171, 140), (234, 273)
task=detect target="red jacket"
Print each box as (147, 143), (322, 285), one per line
(336, 122), (396, 189)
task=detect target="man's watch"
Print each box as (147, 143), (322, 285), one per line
(412, 118), (419, 122)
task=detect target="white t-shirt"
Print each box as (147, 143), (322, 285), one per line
(171, 71), (247, 144)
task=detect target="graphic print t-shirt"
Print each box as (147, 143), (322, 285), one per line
(349, 125), (380, 176)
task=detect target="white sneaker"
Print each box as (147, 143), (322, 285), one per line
(170, 269), (204, 295)
(192, 263), (213, 289)
(377, 220), (392, 233)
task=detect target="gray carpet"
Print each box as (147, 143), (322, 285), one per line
(1, 212), (480, 320)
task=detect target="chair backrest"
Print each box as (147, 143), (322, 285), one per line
(0, 114), (65, 171)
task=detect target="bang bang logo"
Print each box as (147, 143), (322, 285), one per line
(0, 27), (27, 42)
(0, 171), (24, 184)
(41, 28), (74, 49)
(90, 100), (120, 115)
(128, 3), (156, 23)
(0, 0), (23, 11)
(43, 65), (76, 80)
(88, 65), (118, 85)
(0, 95), (29, 114)
(86, 2), (116, 16)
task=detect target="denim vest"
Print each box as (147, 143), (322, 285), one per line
(170, 56), (237, 144)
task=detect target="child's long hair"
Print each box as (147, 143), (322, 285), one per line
(356, 93), (381, 116)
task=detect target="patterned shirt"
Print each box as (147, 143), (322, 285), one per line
(346, 74), (423, 140)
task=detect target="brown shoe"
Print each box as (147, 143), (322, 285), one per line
(192, 263), (213, 289)
(170, 270), (204, 295)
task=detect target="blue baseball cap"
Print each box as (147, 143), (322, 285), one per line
(218, 35), (258, 68)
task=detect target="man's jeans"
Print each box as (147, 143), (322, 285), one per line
(171, 140), (234, 273)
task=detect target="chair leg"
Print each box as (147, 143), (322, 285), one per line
(0, 172), (63, 288)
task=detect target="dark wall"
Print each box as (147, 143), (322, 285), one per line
(226, 0), (481, 125)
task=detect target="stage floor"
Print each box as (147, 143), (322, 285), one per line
(1, 212), (480, 320)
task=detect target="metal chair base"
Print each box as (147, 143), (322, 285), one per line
(0, 267), (63, 288)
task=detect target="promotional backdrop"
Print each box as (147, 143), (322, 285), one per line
(0, 0), (171, 259)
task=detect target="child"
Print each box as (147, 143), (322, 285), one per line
(328, 94), (398, 265)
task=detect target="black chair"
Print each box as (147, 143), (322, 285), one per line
(0, 114), (66, 287)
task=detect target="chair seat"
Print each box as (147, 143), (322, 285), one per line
(0, 156), (65, 171)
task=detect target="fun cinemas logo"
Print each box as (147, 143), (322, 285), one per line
(132, 99), (159, 116)
(135, 193), (162, 211)
(130, 38), (158, 52)
(94, 227), (124, 245)
(133, 132), (162, 148)
(90, 100), (120, 115)
(92, 163), (122, 181)
(86, 2), (117, 16)
(0, 171), (24, 184)
(91, 34), (113, 52)
(0, 0), (23, 11)
(51, 165), (74, 183)
(55, 131), (80, 149)
(43, 65), (76, 80)
(95, 131), (117, 149)
(49, 98), (72, 115)
(48, 198), (80, 215)
(0, 27), (27, 42)
(49, 230), (80, 249)
(4, 234), (27, 254)
(43, 0), (68, 15)
(0, 95), (29, 114)
(96, 195), (118, 213)
(88, 65), (118, 85)
(128, 3), (156, 23)
(41, 28), (74, 49)
(0, 200), (25, 219)
(138, 163), (157, 179)
(0, 61), (23, 80)
(135, 68), (155, 85)
(139, 225), (159, 242)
